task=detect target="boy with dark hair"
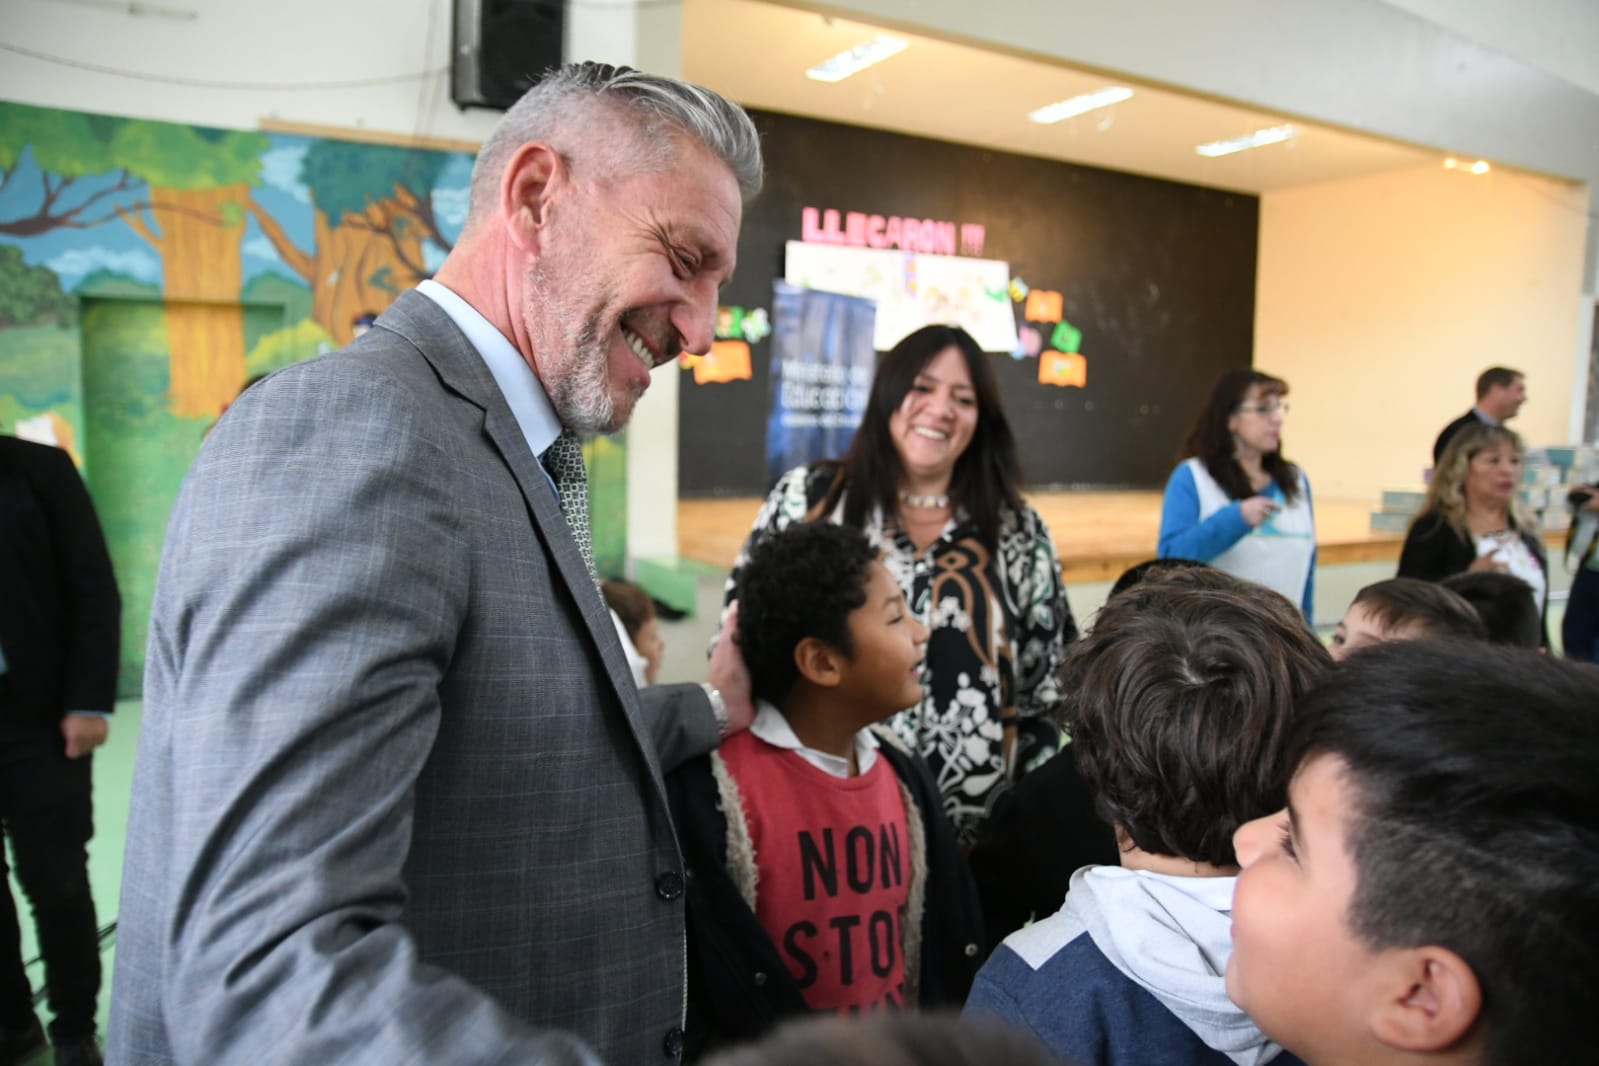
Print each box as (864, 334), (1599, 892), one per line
(965, 569), (1329, 1065)
(968, 557), (1217, 942)
(670, 523), (984, 1061)
(1439, 571), (1542, 649)
(1228, 641), (1599, 1065)
(1329, 577), (1485, 662)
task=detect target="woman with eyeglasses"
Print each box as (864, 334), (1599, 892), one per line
(1157, 368), (1316, 619)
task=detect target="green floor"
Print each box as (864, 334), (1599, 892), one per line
(8, 699), (139, 1061)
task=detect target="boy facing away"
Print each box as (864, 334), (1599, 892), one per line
(669, 523), (985, 1061)
(1227, 640), (1599, 1064)
(965, 568), (1330, 1065)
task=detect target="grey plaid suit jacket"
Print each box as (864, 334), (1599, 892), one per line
(109, 292), (718, 1064)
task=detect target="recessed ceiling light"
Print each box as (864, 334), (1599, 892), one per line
(1195, 124), (1298, 158)
(1027, 87), (1135, 125)
(806, 34), (909, 83)
(1469, 160), (1491, 175)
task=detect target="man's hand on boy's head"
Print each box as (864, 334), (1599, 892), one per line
(707, 601), (755, 735)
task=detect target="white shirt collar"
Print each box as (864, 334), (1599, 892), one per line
(417, 280), (563, 464)
(749, 700), (879, 779)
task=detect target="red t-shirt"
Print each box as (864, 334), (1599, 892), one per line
(719, 729), (913, 1014)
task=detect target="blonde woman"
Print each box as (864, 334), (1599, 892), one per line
(1398, 423), (1547, 644)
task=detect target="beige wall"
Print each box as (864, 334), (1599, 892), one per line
(1256, 163), (1589, 501)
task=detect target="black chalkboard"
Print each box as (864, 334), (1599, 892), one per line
(677, 110), (1258, 496)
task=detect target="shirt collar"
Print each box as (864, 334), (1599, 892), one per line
(417, 279), (563, 459)
(1472, 405), (1501, 426)
(750, 700), (879, 778)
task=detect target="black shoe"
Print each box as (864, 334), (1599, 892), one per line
(0, 1016), (46, 1066)
(49, 1035), (100, 1066)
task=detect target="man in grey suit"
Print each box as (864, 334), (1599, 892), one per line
(109, 63), (761, 1064)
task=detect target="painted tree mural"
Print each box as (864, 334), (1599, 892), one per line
(249, 142), (449, 346)
(113, 122), (270, 417)
(0, 105), (136, 239)
(0, 103), (649, 693)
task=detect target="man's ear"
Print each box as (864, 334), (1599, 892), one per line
(794, 636), (844, 689)
(500, 141), (564, 253)
(1370, 946), (1482, 1054)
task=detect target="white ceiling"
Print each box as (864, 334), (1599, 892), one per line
(682, 0), (1441, 194)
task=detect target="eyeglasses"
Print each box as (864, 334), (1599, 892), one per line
(1236, 402), (1289, 416)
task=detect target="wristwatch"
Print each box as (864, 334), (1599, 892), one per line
(700, 682), (730, 736)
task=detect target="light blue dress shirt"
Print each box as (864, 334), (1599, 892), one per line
(416, 279), (562, 497)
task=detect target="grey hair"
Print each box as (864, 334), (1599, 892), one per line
(465, 62), (762, 228)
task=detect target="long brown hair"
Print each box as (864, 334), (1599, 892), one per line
(821, 325), (1023, 546)
(1180, 367), (1301, 502)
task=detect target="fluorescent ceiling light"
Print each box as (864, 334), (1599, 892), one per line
(1195, 124), (1298, 158)
(1028, 86), (1135, 125)
(806, 34), (909, 83)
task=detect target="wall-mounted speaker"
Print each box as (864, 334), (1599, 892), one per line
(452, 0), (566, 111)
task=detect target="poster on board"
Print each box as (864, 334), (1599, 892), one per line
(784, 240), (1016, 353)
(766, 281), (877, 488)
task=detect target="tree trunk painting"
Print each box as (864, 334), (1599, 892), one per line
(121, 183), (250, 418)
(251, 187), (433, 347)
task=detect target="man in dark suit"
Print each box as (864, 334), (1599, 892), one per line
(110, 64), (761, 1064)
(0, 435), (120, 1066)
(1432, 366), (1526, 465)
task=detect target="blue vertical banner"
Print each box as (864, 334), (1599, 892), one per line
(766, 281), (878, 488)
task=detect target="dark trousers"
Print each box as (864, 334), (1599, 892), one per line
(1564, 566), (1599, 665)
(0, 722), (99, 1039)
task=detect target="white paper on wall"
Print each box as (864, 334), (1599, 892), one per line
(783, 241), (1017, 353)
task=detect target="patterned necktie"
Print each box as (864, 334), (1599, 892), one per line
(540, 429), (598, 582)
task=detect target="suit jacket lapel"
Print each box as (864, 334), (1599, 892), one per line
(377, 291), (650, 732)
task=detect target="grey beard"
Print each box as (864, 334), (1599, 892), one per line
(547, 313), (617, 438)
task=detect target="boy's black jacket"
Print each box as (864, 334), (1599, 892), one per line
(668, 735), (988, 1062)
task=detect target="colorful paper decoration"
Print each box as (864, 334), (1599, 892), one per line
(1039, 351), (1087, 388)
(1024, 289), (1063, 323)
(691, 340), (753, 385)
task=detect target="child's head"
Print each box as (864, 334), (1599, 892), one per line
(1330, 578), (1486, 662)
(1107, 556), (1210, 601)
(1439, 571), (1541, 649)
(736, 522), (927, 716)
(1064, 568), (1332, 868)
(702, 1013), (1061, 1066)
(1228, 641), (1599, 1065)
(601, 578), (665, 684)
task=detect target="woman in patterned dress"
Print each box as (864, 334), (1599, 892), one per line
(726, 325), (1077, 844)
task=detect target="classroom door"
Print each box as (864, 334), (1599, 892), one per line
(80, 297), (283, 696)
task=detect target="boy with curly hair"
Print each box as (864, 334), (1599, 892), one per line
(670, 523), (984, 1061)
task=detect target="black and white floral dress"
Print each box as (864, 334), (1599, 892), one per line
(726, 463), (1077, 844)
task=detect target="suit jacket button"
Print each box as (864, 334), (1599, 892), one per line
(655, 871), (684, 900)
(663, 1026), (686, 1057)
(753, 971), (767, 986)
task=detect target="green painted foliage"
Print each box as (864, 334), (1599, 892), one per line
(243, 272), (314, 324)
(0, 245), (73, 327)
(0, 102), (119, 175)
(246, 318), (333, 377)
(301, 141), (444, 223)
(108, 119), (268, 190)
(0, 321), (81, 409)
